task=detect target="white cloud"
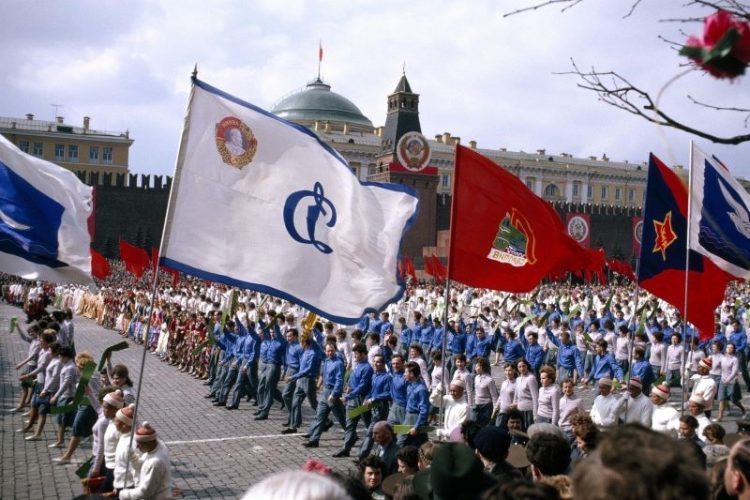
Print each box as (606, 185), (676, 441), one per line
(0, 0), (746, 178)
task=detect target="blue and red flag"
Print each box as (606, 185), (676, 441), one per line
(638, 154), (733, 340)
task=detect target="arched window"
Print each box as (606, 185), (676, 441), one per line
(544, 184), (559, 197)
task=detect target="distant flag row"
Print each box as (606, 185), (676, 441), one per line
(0, 75), (747, 334)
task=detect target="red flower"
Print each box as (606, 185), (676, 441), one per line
(681, 10), (750, 79)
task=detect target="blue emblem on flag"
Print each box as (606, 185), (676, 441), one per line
(698, 158), (750, 273)
(283, 182), (337, 254)
(0, 161), (66, 267)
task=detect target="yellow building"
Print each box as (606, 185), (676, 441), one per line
(0, 114), (133, 184)
(271, 75), (649, 211)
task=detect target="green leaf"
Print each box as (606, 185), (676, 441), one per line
(96, 341), (130, 372)
(393, 425), (435, 435)
(704, 28), (741, 63)
(51, 361), (97, 415)
(347, 404), (371, 418)
(76, 456), (93, 479)
(192, 339), (210, 357)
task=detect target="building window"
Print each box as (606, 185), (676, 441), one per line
(572, 182), (580, 197)
(601, 186), (608, 200)
(628, 189), (635, 202)
(441, 174), (450, 188)
(526, 177), (535, 191)
(33, 143), (43, 157)
(68, 145), (78, 161)
(89, 146), (99, 163)
(103, 147), (113, 164)
(587, 185), (593, 200)
(615, 187), (622, 201)
(18, 140), (29, 153)
(544, 184), (560, 198)
(55, 144), (65, 160)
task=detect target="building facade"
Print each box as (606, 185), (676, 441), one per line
(0, 114), (133, 184)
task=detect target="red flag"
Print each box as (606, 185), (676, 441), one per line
(431, 255), (447, 283)
(449, 146), (584, 292)
(319, 41), (323, 62)
(119, 240), (149, 279)
(423, 254), (435, 277)
(637, 154), (733, 340)
(404, 255), (417, 282)
(90, 249), (110, 280)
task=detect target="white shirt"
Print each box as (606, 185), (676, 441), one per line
(651, 403), (680, 435)
(104, 422), (122, 469)
(114, 431), (142, 489)
(514, 374), (538, 412)
(590, 393), (622, 427)
(436, 395), (468, 439)
(692, 375), (718, 409)
(620, 393), (653, 427)
(119, 440), (172, 500)
(537, 385), (560, 425)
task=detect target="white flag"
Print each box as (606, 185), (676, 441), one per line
(160, 79), (419, 323)
(689, 143), (750, 280)
(0, 134), (93, 284)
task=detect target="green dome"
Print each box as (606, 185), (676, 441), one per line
(271, 78), (373, 129)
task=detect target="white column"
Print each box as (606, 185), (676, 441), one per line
(535, 177), (542, 196)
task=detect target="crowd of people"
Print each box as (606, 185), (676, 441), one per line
(4, 269), (750, 499)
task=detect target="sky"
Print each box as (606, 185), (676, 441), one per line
(0, 0), (747, 178)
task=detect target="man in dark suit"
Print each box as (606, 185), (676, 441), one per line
(370, 421), (400, 475)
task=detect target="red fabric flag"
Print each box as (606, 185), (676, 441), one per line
(402, 255), (417, 282)
(319, 42), (323, 62)
(90, 249), (110, 280)
(119, 240), (149, 279)
(431, 255), (447, 281)
(423, 254), (435, 277)
(565, 213), (591, 248)
(637, 154), (734, 340)
(449, 146), (585, 293)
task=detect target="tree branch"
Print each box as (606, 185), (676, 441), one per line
(503, 0), (583, 18)
(564, 59), (750, 145)
(687, 94), (750, 126)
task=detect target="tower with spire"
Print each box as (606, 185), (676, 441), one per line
(370, 71), (438, 261)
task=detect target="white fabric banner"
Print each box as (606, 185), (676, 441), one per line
(161, 79), (419, 323)
(689, 143), (750, 280)
(0, 134), (93, 284)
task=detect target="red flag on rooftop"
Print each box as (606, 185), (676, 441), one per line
(423, 254), (435, 278)
(119, 240), (149, 279)
(90, 249), (110, 280)
(448, 146), (581, 293)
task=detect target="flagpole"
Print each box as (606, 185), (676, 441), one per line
(680, 141), (696, 415)
(438, 144), (462, 436)
(124, 72), (198, 481)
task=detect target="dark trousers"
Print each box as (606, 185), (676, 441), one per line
(231, 361), (258, 407)
(290, 377), (318, 429)
(218, 365), (239, 403)
(308, 388), (346, 443)
(282, 368), (298, 425)
(258, 363), (282, 415)
(344, 396), (371, 452)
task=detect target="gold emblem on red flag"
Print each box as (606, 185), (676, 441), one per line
(215, 117), (258, 169)
(487, 209), (538, 267)
(652, 211), (678, 260)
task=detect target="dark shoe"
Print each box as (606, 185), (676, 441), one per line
(213, 401), (226, 407)
(202, 381), (212, 386)
(332, 449), (350, 458)
(253, 411), (262, 416)
(254, 415), (268, 421)
(303, 441), (319, 448)
(301, 433), (311, 439)
(281, 428), (297, 435)
(204, 394), (215, 399)
(279, 402), (285, 410)
(225, 406), (238, 410)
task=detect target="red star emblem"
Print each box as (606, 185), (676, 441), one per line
(652, 211), (678, 260)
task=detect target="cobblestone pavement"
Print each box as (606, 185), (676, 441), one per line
(1, 302), (745, 499)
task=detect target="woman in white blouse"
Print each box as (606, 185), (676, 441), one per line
(492, 364), (517, 428)
(513, 359), (538, 431)
(536, 365), (560, 426)
(472, 357), (498, 427)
